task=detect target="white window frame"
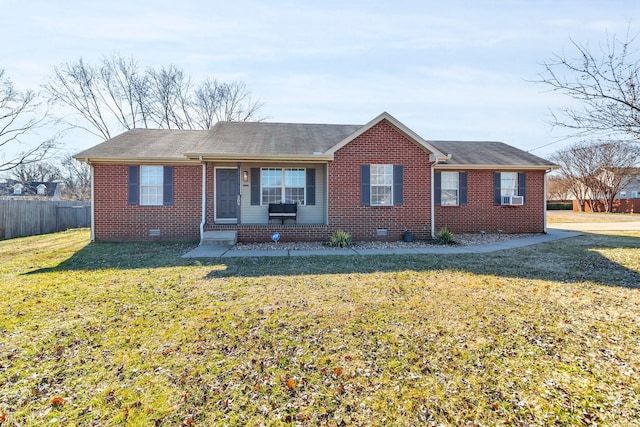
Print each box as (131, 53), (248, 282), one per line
(140, 165), (164, 206)
(370, 164), (393, 206)
(13, 184), (23, 195)
(261, 168), (306, 205)
(500, 172), (519, 197)
(441, 171), (459, 206)
(37, 184), (47, 195)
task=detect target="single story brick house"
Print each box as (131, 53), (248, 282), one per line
(74, 112), (558, 243)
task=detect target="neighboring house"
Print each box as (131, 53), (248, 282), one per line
(616, 168), (640, 200)
(0, 181), (62, 200)
(73, 112), (558, 243)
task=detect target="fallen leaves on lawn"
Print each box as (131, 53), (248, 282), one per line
(50, 396), (65, 406)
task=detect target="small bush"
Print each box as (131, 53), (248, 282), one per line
(434, 227), (456, 245)
(326, 230), (352, 248)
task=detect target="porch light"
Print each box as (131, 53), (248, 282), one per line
(243, 170), (249, 182)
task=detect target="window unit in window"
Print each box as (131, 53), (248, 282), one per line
(36, 184), (47, 196)
(494, 172), (526, 206)
(12, 183), (23, 195)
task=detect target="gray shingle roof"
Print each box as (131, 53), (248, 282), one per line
(74, 122), (362, 161)
(430, 140), (557, 168)
(74, 119), (556, 169)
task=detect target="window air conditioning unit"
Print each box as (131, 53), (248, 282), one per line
(502, 195), (524, 206)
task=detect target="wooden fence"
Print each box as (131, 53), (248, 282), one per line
(0, 200), (90, 240)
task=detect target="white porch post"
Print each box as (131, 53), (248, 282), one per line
(199, 160), (206, 243)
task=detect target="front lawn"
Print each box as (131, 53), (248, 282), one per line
(1, 229), (639, 425)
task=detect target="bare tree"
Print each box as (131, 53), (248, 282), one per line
(552, 140), (640, 212)
(215, 81), (264, 122)
(11, 161), (60, 183)
(44, 55), (263, 139)
(59, 154), (91, 200)
(537, 30), (640, 141)
(146, 65), (193, 129)
(0, 69), (56, 172)
(546, 175), (574, 201)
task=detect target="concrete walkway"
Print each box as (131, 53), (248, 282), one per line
(182, 228), (581, 258)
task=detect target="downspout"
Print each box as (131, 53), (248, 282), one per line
(90, 162), (95, 242)
(543, 170), (548, 233)
(430, 164), (435, 238)
(199, 159), (206, 244)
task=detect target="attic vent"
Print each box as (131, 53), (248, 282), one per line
(149, 229), (161, 237)
(376, 228), (388, 236)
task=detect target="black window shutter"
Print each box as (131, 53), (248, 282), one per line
(360, 164), (370, 206)
(163, 166), (174, 205)
(393, 165), (403, 205)
(493, 172), (502, 205)
(306, 168), (316, 205)
(128, 165), (139, 205)
(250, 168), (260, 205)
(434, 171), (441, 206)
(459, 172), (468, 205)
(518, 172), (526, 200)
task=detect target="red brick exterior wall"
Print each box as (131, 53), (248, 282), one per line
(435, 170), (546, 233)
(575, 198), (640, 213)
(93, 164), (202, 241)
(92, 121), (548, 242)
(327, 120), (432, 241)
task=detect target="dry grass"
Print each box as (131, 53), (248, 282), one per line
(1, 229), (639, 425)
(547, 210), (640, 223)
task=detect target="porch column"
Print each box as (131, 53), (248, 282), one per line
(237, 162), (242, 225)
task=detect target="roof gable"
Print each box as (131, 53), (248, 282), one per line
(325, 112), (447, 160)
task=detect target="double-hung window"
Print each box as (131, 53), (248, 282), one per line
(140, 166), (164, 206)
(370, 164), (393, 206)
(440, 172), (459, 206)
(261, 168), (305, 205)
(360, 164), (403, 206)
(500, 172), (519, 198)
(494, 172), (526, 205)
(128, 165), (173, 206)
(435, 171), (467, 206)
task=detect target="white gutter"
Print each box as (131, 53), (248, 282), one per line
(90, 163), (95, 242)
(199, 160), (206, 244)
(430, 164), (435, 238)
(543, 170), (548, 233)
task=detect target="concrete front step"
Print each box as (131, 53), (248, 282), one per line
(200, 230), (237, 246)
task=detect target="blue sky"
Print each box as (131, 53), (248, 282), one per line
(1, 0), (638, 158)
